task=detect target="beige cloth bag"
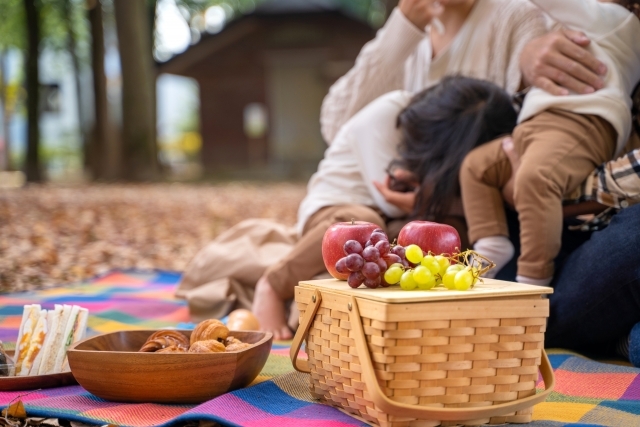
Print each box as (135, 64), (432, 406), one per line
(176, 218), (298, 322)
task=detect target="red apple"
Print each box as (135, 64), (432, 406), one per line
(397, 221), (461, 256)
(322, 221), (380, 280)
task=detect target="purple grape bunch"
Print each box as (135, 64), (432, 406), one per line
(335, 229), (409, 289)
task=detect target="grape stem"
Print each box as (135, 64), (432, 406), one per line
(449, 249), (496, 288)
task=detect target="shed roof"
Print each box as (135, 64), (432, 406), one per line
(157, 0), (371, 76)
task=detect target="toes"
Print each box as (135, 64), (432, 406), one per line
(279, 326), (293, 340)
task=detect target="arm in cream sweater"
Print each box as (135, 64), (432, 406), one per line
(501, 2), (550, 94)
(320, 8), (426, 144)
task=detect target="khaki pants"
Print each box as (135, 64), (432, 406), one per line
(265, 204), (386, 300)
(176, 219), (298, 321)
(460, 110), (616, 279)
(177, 206), (384, 322)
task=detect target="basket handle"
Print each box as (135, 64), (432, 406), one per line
(348, 295), (555, 421)
(290, 289), (322, 373)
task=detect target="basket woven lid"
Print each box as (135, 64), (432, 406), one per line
(298, 278), (552, 304)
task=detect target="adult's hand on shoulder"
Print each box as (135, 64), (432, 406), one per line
(373, 175), (417, 214)
(520, 28), (607, 96)
(399, 0), (444, 30)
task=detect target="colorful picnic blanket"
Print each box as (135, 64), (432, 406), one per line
(0, 270), (190, 347)
(0, 271), (639, 427)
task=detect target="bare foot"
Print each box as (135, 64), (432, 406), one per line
(252, 276), (292, 340)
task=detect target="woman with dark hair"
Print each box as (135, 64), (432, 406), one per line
(396, 76), (518, 223)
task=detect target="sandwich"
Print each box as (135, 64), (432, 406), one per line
(57, 306), (88, 373)
(12, 304), (89, 376)
(33, 305), (66, 375)
(14, 304), (42, 375)
(17, 309), (48, 376)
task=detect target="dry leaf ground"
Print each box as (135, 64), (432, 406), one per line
(0, 183), (306, 293)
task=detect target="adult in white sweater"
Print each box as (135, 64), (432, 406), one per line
(321, 0), (547, 143)
(321, 0), (612, 145)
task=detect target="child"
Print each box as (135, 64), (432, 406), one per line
(460, 0), (640, 285)
(253, 77), (517, 340)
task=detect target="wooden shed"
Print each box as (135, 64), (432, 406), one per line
(157, 0), (376, 179)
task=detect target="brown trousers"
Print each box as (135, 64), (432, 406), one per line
(265, 204), (386, 300)
(460, 110), (616, 279)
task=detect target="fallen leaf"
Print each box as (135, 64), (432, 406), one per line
(0, 183), (306, 292)
(2, 401), (26, 419)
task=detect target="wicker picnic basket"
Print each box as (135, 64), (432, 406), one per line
(290, 279), (555, 427)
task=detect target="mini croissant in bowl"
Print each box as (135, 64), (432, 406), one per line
(139, 330), (190, 352)
(188, 340), (226, 353)
(190, 319), (229, 346)
(138, 319), (253, 354)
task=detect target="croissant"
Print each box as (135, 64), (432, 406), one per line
(190, 319), (229, 345)
(0, 341), (11, 376)
(146, 330), (190, 347)
(188, 339), (226, 353)
(139, 330), (190, 352)
(225, 336), (242, 346)
(225, 342), (251, 352)
(147, 329), (189, 346)
(156, 345), (188, 354)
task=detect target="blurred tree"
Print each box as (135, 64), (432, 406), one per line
(59, 0), (88, 175)
(114, 0), (158, 180)
(0, 53), (11, 170)
(0, 0), (25, 171)
(1, 0), (91, 176)
(86, 0), (113, 180)
(0, 52), (14, 171)
(24, 0), (42, 182)
(3, 0), (391, 179)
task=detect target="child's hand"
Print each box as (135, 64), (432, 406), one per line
(399, 0), (444, 30)
(374, 175), (417, 214)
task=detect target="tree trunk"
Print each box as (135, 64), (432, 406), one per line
(148, 0), (157, 175)
(0, 49), (11, 171)
(87, 0), (115, 180)
(24, 0), (41, 182)
(114, 0), (158, 181)
(61, 0), (88, 177)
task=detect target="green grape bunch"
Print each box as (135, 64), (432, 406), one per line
(385, 245), (496, 291)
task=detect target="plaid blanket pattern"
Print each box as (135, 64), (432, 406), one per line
(0, 271), (639, 427)
(0, 270), (190, 348)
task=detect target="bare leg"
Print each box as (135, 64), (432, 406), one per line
(252, 275), (292, 340)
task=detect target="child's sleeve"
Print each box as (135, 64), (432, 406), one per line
(348, 91), (411, 218)
(529, 0), (628, 37)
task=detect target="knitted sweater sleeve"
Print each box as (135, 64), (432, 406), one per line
(502, 2), (549, 94)
(320, 8), (426, 144)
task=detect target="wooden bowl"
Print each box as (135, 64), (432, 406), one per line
(67, 330), (272, 404)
